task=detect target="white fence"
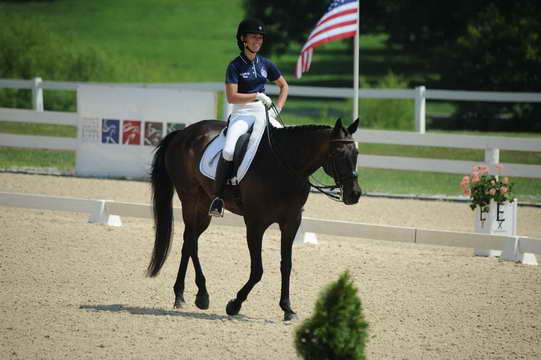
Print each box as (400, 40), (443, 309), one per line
(1, 78), (541, 178)
(0, 191), (539, 264)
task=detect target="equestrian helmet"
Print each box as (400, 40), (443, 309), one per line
(236, 18), (265, 50)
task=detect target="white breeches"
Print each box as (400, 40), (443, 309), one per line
(222, 102), (267, 161)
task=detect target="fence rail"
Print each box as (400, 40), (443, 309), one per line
(1, 191), (539, 261)
(2, 78), (541, 132)
(1, 79), (540, 179)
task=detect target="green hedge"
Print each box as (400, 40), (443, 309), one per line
(0, 14), (116, 111)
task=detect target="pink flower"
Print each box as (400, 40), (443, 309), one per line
(489, 188), (497, 195)
(471, 174), (480, 183)
(459, 176), (470, 188)
(500, 186), (508, 194)
(472, 165), (480, 172)
(502, 177), (509, 185)
(496, 165), (504, 171)
(479, 165), (490, 174)
(464, 189), (471, 195)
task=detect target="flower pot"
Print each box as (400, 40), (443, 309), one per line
(473, 199), (517, 257)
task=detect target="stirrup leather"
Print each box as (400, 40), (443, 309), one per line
(208, 198), (224, 217)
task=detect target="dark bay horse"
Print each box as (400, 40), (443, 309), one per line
(147, 117), (361, 320)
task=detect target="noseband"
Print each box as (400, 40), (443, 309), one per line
(319, 139), (358, 201)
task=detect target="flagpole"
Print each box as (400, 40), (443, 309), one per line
(353, 0), (359, 121)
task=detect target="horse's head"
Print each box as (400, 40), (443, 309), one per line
(322, 118), (362, 205)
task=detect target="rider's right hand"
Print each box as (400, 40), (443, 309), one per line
(255, 93), (272, 108)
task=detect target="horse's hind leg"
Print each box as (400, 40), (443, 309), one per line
(173, 239), (192, 308)
(173, 192), (212, 310)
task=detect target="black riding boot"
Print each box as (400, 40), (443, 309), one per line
(208, 156), (233, 217)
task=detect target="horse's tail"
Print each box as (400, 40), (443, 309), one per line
(147, 130), (182, 277)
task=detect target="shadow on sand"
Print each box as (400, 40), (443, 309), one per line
(79, 304), (256, 322)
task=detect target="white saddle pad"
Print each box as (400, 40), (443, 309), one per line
(199, 116), (267, 185)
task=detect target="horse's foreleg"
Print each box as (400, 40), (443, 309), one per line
(278, 214), (301, 321)
(226, 222), (266, 316)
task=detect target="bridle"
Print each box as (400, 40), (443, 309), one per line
(265, 106), (358, 202)
(313, 138), (358, 202)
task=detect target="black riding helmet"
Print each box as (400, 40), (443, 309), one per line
(236, 18), (265, 51)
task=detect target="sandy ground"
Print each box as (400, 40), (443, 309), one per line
(1, 173), (540, 360)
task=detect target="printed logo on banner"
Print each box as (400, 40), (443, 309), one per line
(80, 118), (100, 143)
(122, 120), (141, 145)
(102, 119), (120, 144)
(167, 122), (185, 133)
(144, 121), (163, 146)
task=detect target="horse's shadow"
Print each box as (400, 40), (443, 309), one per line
(79, 304), (253, 322)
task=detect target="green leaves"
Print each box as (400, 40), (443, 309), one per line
(460, 165), (515, 211)
(295, 271), (368, 360)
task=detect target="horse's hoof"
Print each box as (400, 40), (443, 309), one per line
(284, 312), (298, 321)
(226, 299), (241, 316)
(195, 293), (210, 310)
(174, 295), (185, 309)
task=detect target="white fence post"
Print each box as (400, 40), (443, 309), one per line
(414, 86), (426, 133)
(222, 93), (233, 120)
(484, 148), (500, 167)
(32, 77), (44, 112)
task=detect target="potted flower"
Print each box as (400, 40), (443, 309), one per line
(460, 164), (517, 256)
(460, 164), (514, 211)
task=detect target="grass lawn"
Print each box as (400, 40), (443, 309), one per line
(0, 147), (75, 172)
(0, 0), (245, 83)
(0, 1), (539, 202)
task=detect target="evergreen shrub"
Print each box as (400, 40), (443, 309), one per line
(295, 271), (368, 360)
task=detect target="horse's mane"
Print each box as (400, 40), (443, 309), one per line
(274, 124), (331, 134)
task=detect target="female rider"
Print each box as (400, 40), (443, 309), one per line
(209, 18), (289, 217)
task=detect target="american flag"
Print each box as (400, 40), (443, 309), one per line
(295, 0), (358, 79)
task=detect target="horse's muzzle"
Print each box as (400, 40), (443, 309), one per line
(342, 185), (361, 205)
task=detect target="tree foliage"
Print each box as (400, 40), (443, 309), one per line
(246, 0), (541, 130)
(295, 271), (368, 360)
(243, 0), (329, 55)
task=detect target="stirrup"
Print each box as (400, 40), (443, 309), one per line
(208, 198), (224, 217)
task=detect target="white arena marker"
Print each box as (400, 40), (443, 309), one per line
(501, 236), (538, 265)
(303, 232), (319, 244)
(88, 200), (122, 227)
(294, 222), (319, 245)
(473, 200), (517, 257)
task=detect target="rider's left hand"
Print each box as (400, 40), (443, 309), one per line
(269, 106), (283, 128)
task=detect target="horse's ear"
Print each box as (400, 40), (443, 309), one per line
(347, 118), (359, 134)
(333, 118), (343, 135)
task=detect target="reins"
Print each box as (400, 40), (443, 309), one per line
(264, 106), (352, 202)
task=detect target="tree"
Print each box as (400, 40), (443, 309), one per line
(247, 0), (541, 131)
(435, 2), (541, 131)
(295, 271), (368, 360)
(243, 0), (329, 55)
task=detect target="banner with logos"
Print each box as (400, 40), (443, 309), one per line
(76, 85), (216, 178)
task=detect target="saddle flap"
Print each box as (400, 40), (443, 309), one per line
(232, 126), (253, 172)
(199, 120), (266, 185)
